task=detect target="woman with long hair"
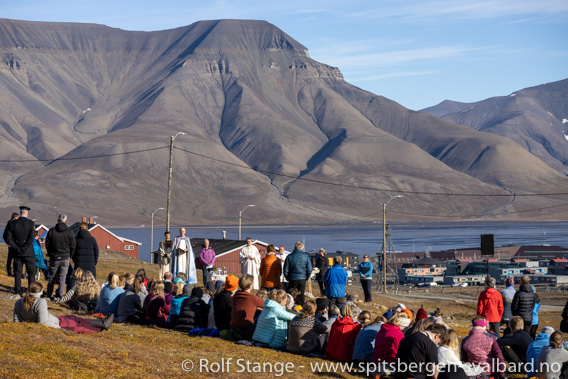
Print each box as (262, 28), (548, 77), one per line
(13, 282), (113, 333)
(287, 300), (328, 354)
(118, 276), (148, 323)
(55, 268), (84, 304)
(143, 280), (171, 326)
(438, 329), (484, 377)
(95, 272), (124, 316)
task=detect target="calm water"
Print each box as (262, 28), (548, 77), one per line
(5, 221), (566, 263)
(109, 221), (568, 263)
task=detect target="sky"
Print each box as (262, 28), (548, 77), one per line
(2, 0), (567, 110)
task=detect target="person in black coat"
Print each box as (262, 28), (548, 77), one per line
(73, 222), (99, 278)
(5, 206), (36, 297)
(314, 248), (329, 296)
(171, 287), (209, 332)
(3, 212), (19, 277)
(511, 275), (536, 333)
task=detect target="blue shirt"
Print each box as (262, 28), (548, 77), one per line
(352, 322), (382, 361)
(358, 261), (373, 279)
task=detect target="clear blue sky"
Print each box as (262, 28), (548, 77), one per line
(2, 0), (567, 110)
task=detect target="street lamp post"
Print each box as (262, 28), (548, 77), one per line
(382, 195), (404, 293)
(166, 132), (186, 232)
(238, 204), (255, 240)
(151, 207), (165, 254)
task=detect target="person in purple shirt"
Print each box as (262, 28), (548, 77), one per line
(199, 239), (216, 285)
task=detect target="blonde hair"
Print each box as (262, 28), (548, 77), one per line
(442, 329), (461, 357)
(109, 273), (120, 289)
(75, 271), (100, 301)
(73, 267), (84, 280)
(389, 312), (409, 327)
(341, 304), (354, 319)
(79, 222), (88, 230)
(150, 281), (165, 298)
(175, 281), (184, 296)
(510, 316), (524, 332)
(269, 289), (288, 304)
(370, 315), (387, 326)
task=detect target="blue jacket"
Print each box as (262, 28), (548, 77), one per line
(532, 301), (540, 325)
(33, 239), (47, 270)
(252, 299), (297, 348)
(168, 295), (189, 322)
(352, 322), (382, 361)
(95, 286), (125, 316)
(283, 249), (313, 281)
(358, 261), (373, 279)
(526, 332), (551, 378)
(324, 264), (348, 298)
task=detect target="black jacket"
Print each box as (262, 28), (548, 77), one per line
(315, 255), (329, 280)
(213, 290), (233, 331)
(511, 284), (536, 324)
(73, 229), (99, 272)
(172, 296), (209, 332)
(46, 222), (76, 259)
(5, 217), (35, 257)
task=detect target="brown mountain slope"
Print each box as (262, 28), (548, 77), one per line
(1, 19), (568, 224)
(421, 79), (568, 175)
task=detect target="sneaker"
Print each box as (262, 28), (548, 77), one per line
(103, 314), (114, 330)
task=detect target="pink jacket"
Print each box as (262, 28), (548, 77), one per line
(372, 322), (404, 364)
(461, 328), (505, 377)
(199, 247), (216, 267)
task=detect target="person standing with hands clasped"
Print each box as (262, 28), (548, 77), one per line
(240, 238), (261, 290)
(358, 254), (373, 303)
(5, 206), (36, 299)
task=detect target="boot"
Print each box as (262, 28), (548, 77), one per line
(91, 314), (114, 331)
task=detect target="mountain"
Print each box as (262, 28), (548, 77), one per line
(1, 18), (568, 226)
(421, 79), (568, 175)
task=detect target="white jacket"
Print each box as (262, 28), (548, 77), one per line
(438, 345), (484, 377)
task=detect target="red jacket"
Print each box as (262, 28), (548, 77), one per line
(325, 316), (361, 362)
(477, 288), (504, 323)
(372, 322), (404, 363)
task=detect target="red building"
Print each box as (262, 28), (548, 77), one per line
(70, 219), (141, 259)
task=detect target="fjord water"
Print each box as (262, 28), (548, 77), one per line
(110, 221), (568, 263)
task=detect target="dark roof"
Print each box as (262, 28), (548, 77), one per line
(190, 238), (247, 254)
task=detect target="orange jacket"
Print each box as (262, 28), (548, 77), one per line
(477, 288), (504, 323)
(260, 253), (282, 288)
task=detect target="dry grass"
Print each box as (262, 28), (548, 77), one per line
(0, 244), (563, 378)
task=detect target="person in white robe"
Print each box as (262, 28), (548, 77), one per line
(172, 227), (197, 284)
(239, 238), (261, 290)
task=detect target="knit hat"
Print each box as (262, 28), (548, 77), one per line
(182, 283), (193, 297)
(541, 326), (555, 335)
(473, 318), (488, 328)
(316, 298), (329, 311)
(225, 275), (238, 291)
(399, 317), (411, 328)
(397, 303), (406, 310)
(401, 308), (413, 323)
(383, 311), (394, 321)
(206, 281), (215, 292)
(416, 307), (429, 321)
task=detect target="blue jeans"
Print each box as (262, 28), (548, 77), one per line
(202, 267), (213, 285)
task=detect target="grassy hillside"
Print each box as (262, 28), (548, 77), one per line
(0, 244), (563, 378)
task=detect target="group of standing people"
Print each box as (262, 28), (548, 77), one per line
(157, 228), (198, 284)
(4, 207), (99, 299)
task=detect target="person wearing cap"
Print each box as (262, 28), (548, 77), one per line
(45, 214), (76, 299)
(461, 315), (505, 378)
(213, 274), (238, 331)
(5, 206), (36, 298)
(526, 326), (555, 378)
(3, 212), (19, 277)
(477, 276), (504, 336)
(500, 276), (516, 336)
(358, 254), (373, 303)
(314, 248), (329, 296)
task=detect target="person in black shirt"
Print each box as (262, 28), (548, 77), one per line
(314, 248), (329, 296)
(5, 206), (36, 298)
(3, 212), (19, 277)
(395, 323), (447, 379)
